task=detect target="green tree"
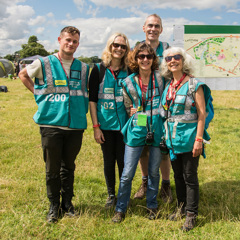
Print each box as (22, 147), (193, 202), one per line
(4, 54), (14, 61)
(19, 35), (49, 58)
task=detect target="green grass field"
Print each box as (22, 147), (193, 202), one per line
(0, 77), (240, 240)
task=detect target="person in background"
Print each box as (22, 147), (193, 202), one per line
(112, 42), (164, 223)
(160, 47), (211, 231)
(89, 33), (130, 209)
(18, 26), (89, 223)
(133, 13), (172, 204)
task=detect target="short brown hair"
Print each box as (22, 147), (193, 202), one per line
(60, 26), (80, 36)
(144, 14), (162, 29)
(128, 42), (159, 73)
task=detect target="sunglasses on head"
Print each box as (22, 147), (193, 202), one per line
(165, 54), (182, 62)
(112, 42), (127, 50)
(137, 54), (154, 60)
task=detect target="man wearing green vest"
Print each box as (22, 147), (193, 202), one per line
(133, 14), (173, 203)
(19, 26), (89, 223)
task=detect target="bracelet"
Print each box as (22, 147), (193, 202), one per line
(93, 124), (100, 128)
(195, 137), (203, 142)
(196, 136), (203, 139)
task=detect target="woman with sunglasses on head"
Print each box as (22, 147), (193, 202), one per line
(112, 42), (164, 223)
(89, 33), (130, 209)
(160, 47), (211, 231)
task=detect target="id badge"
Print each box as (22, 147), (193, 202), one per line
(137, 113), (147, 126)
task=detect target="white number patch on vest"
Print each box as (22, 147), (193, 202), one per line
(103, 102), (114, 110)
(45, 94), (66, 102)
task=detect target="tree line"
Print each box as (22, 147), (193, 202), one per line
(3, 35), (101, 65)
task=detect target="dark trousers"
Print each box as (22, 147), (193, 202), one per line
(171, 151), (199, 214)
(40, 127), (83, 203)
(101, 130), (125, 196)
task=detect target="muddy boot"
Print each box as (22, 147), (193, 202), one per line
(134, 178), (148, 200)
(181, 211), (197, 232)
(168, 204), (186, 221)
(112, 211), (125, 223)
(159, 181), (173, 203)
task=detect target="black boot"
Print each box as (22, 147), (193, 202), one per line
(61, 199), (78, 217)
(47, 202), (60, 223)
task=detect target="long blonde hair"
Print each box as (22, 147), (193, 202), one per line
(101, 32), (130, 70)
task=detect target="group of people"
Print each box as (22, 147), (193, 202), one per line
(19, 13), (211, 232)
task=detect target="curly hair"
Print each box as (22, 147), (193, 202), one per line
(128, 42), (159, 73)
(101, 32), (130, 70)
(161, 47), (195, 79)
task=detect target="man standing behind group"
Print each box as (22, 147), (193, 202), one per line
(19, 26), (89, 223)
(133, 14), (173, 203)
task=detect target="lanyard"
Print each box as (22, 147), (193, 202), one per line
(109, 67), (119, 80)
(139, 73), (156, 111)
(166, 73), (186, 108)
(58, 52), (73, 79)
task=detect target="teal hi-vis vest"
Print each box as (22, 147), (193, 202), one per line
(33, 55), (89, 129)
(160, 78), (211, 154)
(121, 71), (164, 147)
(140, 40), (169, 65)
(156, 41), (169, 64)
(97, 63), (129, 130)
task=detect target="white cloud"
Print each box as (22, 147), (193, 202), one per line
(73, 0), (85, 11)
(47, 12), (54, 18)
(36, 27), (45, 34)
(60, 16), (204, 57)
(86, 0), (238, 10)
(87, 5), (99, 17)
(0, 4), (35, 41)
(227, 8), (240, 14)
(213, 16), (222, 20)
(29, 16), (46, 26)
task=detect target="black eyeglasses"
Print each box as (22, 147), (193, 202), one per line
(137, 54), (154, 60)
(165, 54), (182, 62)
(112, 42), (127, 50)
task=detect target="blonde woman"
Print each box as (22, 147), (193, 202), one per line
(89, 33), (131, 209)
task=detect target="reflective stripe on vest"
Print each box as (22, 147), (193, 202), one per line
(34, 57), (88, 97)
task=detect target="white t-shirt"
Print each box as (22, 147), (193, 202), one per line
(27, 53), (73, 83)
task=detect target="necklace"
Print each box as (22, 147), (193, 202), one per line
(166, 73), (186, 105)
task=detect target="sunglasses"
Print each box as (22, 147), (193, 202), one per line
(165, 54), (182, 62)
(137, 54), (154, 60)
(112, 42), (127, 50)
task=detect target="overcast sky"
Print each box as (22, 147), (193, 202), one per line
(0, 0), (240, 58)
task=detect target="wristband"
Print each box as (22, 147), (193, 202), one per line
(93, 124), (100, 128)
(195, 137), (203, 142)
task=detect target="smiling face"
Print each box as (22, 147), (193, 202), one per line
(143, 16), (163, 43)
(58, 32), (79, 58)
(137, 49), (153, 72)
(111, 36), (127, 60)
(166, 52), (183, 74)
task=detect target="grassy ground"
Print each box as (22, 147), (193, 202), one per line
(0, 77), (240, 240)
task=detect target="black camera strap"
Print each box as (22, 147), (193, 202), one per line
(149, 73), (153, 132)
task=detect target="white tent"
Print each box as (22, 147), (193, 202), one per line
(18, 55), (43, 72)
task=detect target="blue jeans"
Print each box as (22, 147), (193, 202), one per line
(115, 145), (162, 213)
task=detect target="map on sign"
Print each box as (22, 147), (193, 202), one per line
(184, 26), (240, 78)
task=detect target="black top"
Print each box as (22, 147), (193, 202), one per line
(89, 63), (132, 103)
